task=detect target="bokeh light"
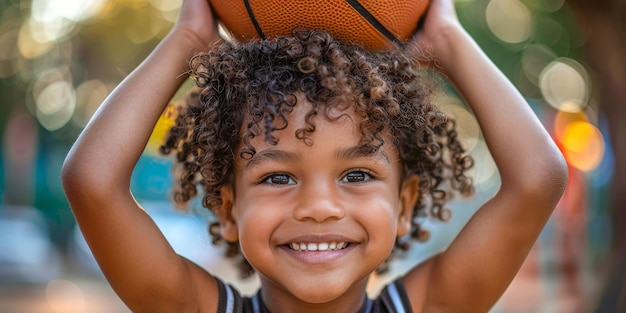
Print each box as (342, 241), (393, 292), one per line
(46, 279), (85, 313)
(18, 17), (56, 59)
(30, 67), (76, 131)
(35, 80), (76, 131)
(150, 0), (181, 12)
(28, 0), (108, 47)
(553, 110), (588, 142)
(539, 58), (590, 112)
(439, 98), (481, 152)
(586, 121), (614, 187)
(561, 121), (605, 172)
(468, 139), (499, 189)
(486, 0), (533, 44)
(72, 80), (112, 127)
(438, 94), (498, 190)
(553, 110), (605, 172)
(521, 44), (557, 86)
(31, 0), (107, 23)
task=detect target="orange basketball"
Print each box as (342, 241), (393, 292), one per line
(209, 0), (430, 51)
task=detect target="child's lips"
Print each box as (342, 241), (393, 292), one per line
(278, 235), (359, 264)
(279, 243), (358, 264)
(288, 241), (348, 251)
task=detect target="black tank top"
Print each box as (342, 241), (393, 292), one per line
(215, 278), (413, 313)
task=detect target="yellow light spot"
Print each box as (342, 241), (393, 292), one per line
(553, 110), (588, 144)
(147, 102), (178, 154)
(562, 121), (604, 172)
(18, 18), (55, 58)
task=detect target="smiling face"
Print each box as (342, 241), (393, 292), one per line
(218, 96), (419, 311)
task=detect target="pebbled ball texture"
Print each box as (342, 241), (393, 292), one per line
(210, 0), (430, 51)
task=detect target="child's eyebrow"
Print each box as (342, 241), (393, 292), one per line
(245, 145), (391, 169)
(245, 149), (299, 169)
(336, 145), (391, 164)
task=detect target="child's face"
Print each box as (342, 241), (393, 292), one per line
(219, 96), (418, 304)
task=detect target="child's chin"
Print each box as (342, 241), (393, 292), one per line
(296, 291), (342, 304)
(286, 277), (368, 306)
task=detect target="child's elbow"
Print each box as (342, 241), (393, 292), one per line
(61, 154), (82, 198)
(528, 148), (569, 204)
(505, 147), (569, 206)
(61, 152), (101, 201)
(546, 149), (569, 197)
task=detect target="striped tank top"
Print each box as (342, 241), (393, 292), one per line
(216, 278), (413, 313)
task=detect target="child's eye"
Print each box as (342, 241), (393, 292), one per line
(340, 170), (373, 183)
(262, 174), (296, 185)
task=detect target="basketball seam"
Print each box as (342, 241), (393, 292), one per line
(344, 0), (403, 46)
(243, 0), (265, 39)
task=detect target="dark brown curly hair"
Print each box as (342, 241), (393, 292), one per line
(160, 29), (474, 277)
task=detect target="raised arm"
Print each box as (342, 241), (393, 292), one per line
(61, 1), (221, 311)
(403, 0), (568, 312)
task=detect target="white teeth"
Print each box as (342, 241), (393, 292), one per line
(289, 242), (347, 251)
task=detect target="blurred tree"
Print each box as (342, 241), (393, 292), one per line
(567, 0), (626, 311)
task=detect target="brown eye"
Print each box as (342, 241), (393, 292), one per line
(341, 171), (372, 183)
(263, 174), (295, 185)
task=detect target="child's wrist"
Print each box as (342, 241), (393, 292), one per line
(432, 24), (471, 68)
(168, 27), (212, 54)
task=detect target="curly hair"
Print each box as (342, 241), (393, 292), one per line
(160, 29), (474, 276)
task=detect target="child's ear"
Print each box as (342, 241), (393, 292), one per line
(397, 174), (420, 237)
(216, 185), (238, 243)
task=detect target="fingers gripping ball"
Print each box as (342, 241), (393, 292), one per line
(209, 0), (430, 51)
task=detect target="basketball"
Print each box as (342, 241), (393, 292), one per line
(209, 0), (430, 51)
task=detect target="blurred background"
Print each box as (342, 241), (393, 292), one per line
(0, 0), (623, 312)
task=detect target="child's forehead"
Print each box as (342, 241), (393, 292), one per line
(248, 96), (361, 143)
(237, 96), (397, 159)
(294, 94), (358, 123)
(237, 92), (351, 131)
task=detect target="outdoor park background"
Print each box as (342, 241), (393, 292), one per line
(0, 0), (624, 312)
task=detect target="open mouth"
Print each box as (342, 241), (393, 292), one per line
(288, 242), (350, 251)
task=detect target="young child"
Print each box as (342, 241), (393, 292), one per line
(61, 0), (568, 312)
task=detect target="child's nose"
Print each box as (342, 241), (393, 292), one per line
(293, 180), (345, 222)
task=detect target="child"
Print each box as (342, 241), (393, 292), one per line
(61, 0), (568, 312)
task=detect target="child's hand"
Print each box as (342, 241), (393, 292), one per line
(409, 0), (465, 69)
(172, 0), (221, 49)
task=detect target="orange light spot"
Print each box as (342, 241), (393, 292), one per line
(562, 121), (604, 172)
